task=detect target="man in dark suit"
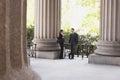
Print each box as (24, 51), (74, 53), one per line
(69, 28), (78, 59)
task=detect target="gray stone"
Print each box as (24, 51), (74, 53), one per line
(33, 0), (61, 59)
(0, 0), (41, 80)
(89, 54), (120, 66)
(36, 51), (60, 59)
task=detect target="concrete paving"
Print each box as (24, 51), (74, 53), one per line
(30, 57), (120, 80)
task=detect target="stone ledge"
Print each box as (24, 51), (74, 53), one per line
(36, 50), (60, 59)
(88, 54), (120, 66)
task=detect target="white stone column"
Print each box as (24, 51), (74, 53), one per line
(33, 0), (61, 59)
(0, 0), (41, 80)
(89, 0), (120, 65)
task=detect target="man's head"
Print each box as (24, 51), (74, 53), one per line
(71, 28), (75, 33)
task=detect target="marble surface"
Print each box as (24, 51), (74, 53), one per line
(31, 57), (120, 80)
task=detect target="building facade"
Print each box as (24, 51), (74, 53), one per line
(0, 0), (120, 80)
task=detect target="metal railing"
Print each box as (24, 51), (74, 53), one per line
(27, 43), (37, 58)
(64, 43), (96, 59)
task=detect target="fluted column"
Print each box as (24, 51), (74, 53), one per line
(0, 0), (41, 80)
(89, 0), (120, 65)
(96, 0), (120, 56)
(33, 0), (61, 59)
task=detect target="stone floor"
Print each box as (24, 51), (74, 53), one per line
(30, 57), (120, 80)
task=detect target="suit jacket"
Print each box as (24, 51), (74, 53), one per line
(69, 33), (78, 45)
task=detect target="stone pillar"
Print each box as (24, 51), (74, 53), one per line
(0, 0), (41, 80)
(89, 0), (120, 65)
(33, 0), (61, 59)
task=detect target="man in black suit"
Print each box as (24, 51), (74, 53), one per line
(69, 28), (78, 59)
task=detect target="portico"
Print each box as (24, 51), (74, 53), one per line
(33, 0), (120, 66)
(0, 0), (120, 80)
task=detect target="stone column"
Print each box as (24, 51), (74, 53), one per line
(0, 0), (41, 80)
(89, 0), (120, 65)
(33, 0), (61, 59)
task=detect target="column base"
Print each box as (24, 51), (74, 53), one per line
(88, 54), (120, 66)
(33, 39), (60, 59)
(36, 50), (60, 59)
(0, 67), (41, 80)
